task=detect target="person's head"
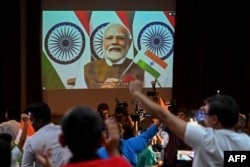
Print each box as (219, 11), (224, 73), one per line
(25, 102), (51, 131)
(150, 135), (157, 145)
(97, 103), (110, 120)
(103, 23), (132, 63)
(59, 106), (105, 156)
(176, 108), (189, 121)
(0, 133), (13, 166)
(201, 95), (239, 129)
(114, 101), (129, 117)
(0, 139), (11, 167)
(5, 106), (21, 122)
(0, 133), (12, 148)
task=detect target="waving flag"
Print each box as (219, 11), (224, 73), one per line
(15, 120), (35, 144)
(133, 48), (168, 81)
(42, 11), (90, 89)
(132, 11), (175, 88)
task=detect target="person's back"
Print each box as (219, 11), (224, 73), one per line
(22, 124), (71, 167)
(59, 106), (131, 167)
(21, 102), (71, 167)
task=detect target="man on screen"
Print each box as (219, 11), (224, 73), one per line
(83, 22), (144, 88)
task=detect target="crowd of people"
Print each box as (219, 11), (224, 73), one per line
(1, 83), (250, 167)
(1, 22), (250, 167)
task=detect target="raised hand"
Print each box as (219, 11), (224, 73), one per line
(129, 79), (143, 97)
(104, 118), (121, 157)
(35, 146), (53, 167)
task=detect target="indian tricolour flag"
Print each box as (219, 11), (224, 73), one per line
(133, 48), (168, 87)
(15, 120), (35, 144)
(42, 11), (90, 89)
(132, 11), (175, 88)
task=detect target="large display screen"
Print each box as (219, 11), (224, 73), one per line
(42, 10), (175, 89)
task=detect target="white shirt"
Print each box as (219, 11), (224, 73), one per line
(11, 146), (22, 167)
(21, 123), (71, 167)
(0, 120), (20, 141)
(157, 128), (169, 161)
(185, 123), (250, 167)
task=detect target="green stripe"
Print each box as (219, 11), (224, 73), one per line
(137, 59), (160, 79)
(42, 51), (65, 89)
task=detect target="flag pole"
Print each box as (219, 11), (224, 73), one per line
(156, 79), (162, 88)
(118, 60), (134, 82)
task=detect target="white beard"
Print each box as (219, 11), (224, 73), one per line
(106, 51), (124, 62)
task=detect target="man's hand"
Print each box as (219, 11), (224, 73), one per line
(129, 79), (143, 97)
(104, 118), (121, 157)
(35, 146), (53, 167)
(101, 78), (119, 88)
(21, 113), (29, 122)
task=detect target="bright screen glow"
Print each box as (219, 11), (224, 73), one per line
(42, 10), (175, 89)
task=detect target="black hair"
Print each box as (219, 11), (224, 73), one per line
(0, 133), (12, 146)
(97, 103), (109, 114)
(6, 106), (21, 122)
(205, 95), (239, 128)
(61, 106), (104, 156)
(0, 139), (11, 167)
(25, 102), (51, 123)
(176, 108), (189, 115)
(152, 144), (163, 152)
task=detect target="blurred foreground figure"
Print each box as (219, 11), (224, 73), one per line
(36, 105), (131, 167)
(129, 79), (250, 167)
(21, 102), (71, 167)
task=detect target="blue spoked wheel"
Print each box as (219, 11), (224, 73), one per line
(45, 22), (85, 64)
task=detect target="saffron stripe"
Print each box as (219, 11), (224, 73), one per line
(164, 11), (175, 28)
(116, 11), (130, 31)
(137, 59), (160, 79)
(74, 11), (90, 35)
(144, 50), (168, 69)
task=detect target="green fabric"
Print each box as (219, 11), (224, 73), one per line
(136, 59), (160, 79)
(12, 144), (23, 164)
(42, 51), (65, 89)
(137, 146), (157, 167)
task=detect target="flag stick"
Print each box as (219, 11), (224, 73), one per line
(119, 60), (134, 82)
(156, 79), (162, 88)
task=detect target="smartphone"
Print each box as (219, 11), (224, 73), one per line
(191, 109), (205, 122)
(177, 150), (194, 161)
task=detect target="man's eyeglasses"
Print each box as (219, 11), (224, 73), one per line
(191, 109), (210, 121)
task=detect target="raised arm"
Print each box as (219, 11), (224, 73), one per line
(104, 118), (121, 157)
(17, 113), (29, 150)
(129, 79), (187, 140)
